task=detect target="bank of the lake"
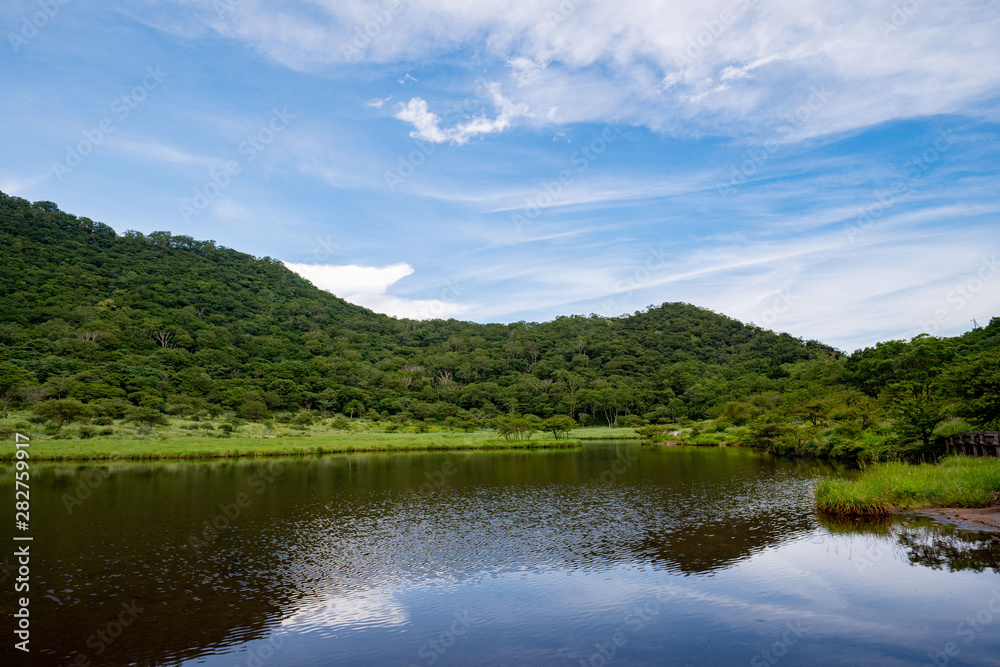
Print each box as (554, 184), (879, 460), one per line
(0, 431), (583, 461)
(816, 456), (1000, 516)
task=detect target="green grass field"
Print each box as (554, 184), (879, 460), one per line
(0, 429), (586, 461)
(0, 409), (645, 461)
(815, 456), (1000, 515)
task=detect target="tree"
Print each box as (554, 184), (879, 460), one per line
(344, 399), (364, 418)
(542, 415), (576, 439)
(32, 399), (90, 426)
(125, 406), (169, 427)
(943, 348), (1000, 428)
(490, 414), (538, 441)
(0, 387), (14, 414)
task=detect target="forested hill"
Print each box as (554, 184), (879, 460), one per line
(0, 191), (836, 424)
(3, 191), (997, 460)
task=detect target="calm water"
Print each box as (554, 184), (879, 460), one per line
(2, 443), (1000, 666)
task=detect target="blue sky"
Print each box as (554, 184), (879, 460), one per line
(2, 0), (999, 351)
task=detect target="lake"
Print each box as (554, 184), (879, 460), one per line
(2, 443), (999, 666)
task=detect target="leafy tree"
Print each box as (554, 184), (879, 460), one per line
(490, 414), (538, 441)
(125, 406), (169, 427)
(32, 399), (90, 426)
(542, 415), (576, 439)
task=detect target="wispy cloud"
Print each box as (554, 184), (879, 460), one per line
(394, 83), (529, 145)
(184, 0), (1000, 141)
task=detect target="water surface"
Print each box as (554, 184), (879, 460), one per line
(2, 443), (999, 665)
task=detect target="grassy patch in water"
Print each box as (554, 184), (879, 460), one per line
(0, 431), (583, 461)
(816, 456), (1000, 516)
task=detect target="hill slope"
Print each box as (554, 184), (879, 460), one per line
(1, 191), (996, 458)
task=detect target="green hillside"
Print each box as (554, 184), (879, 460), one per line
(1, 191), (997, 461)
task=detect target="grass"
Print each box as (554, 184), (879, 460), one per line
(0, 428), (585, 461)
(816, 456), (1000, 516)
(569, 426), (640, 439)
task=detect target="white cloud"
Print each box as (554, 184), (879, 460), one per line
(188, 0), (1000, 141)
(108, 138), (219, 169)
(393, 98), (449, 143)
(364, 96), (391, 109)
(394, 83), (529, 145)
(284, 262), (468, 320)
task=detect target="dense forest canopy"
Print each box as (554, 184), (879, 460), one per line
(1, 191), (997, 459)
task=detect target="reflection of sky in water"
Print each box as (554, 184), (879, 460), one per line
(279, 587), (410, 633)
(6, 449), (999, 666)
(219, 518), (1000, 666)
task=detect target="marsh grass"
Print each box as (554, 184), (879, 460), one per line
(816, 456), (1000, 516)
(0, 428), (583, 461)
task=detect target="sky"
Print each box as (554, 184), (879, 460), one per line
(2, 0), (999, 352)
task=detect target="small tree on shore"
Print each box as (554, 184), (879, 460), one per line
(32, 399), (90, 426)
(490, 414), (539, 441)
(542, 415), (576, 439)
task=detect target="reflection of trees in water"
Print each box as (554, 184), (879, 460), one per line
(896, 523), (1000, 573)
(818, 514), (1000, 574)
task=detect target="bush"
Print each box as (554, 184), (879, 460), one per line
(618, 414), (646, 428)
(124, 406), (168, 427)
(292, 412), (315, 427)
(636, 425), (667, 440)
(89, 398), (131, 420)
(239, 400), (269, 422)
(933, 418), (975, 438)
(32, 399), (90, 426)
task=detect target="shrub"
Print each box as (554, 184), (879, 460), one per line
(124, 406), (168, 427)
(32, 399), (90, 426)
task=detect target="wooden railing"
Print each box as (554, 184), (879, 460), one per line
(942, 432), (1000, 457)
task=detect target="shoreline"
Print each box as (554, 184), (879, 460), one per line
(0, 436), (586, 463)
(903, 506), (1000, 533)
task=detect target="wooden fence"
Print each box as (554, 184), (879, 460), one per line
(942, 432), (1000, 458)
